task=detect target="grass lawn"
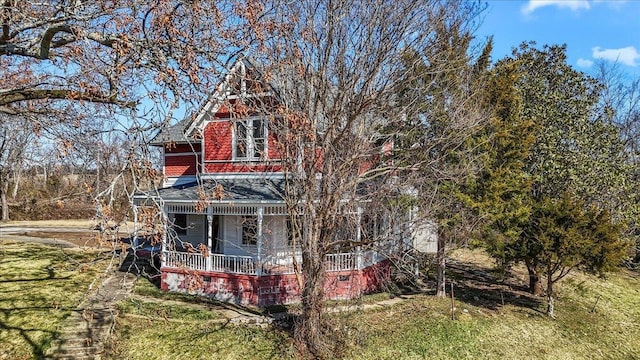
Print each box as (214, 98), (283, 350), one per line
(109, 249), (640, 360)
(1, 219), (97, 229)
(0, 241), (110, 360)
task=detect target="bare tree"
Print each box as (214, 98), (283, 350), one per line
(0, 0), (272, 225)
(0, 114), (35, 220)
(236, 0), (487, 356)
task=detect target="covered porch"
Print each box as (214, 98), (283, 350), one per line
(133, 178), (391, 305)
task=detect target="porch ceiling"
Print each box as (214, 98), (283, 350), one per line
(141, 178), (286, 203)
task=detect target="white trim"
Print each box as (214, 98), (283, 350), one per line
(231, 117), (268, 161)
(162, 146), (166, 178)
(226, 91), (273, 100)
(164, 176), (197, 187)
(186, 60), (245, 135)
(201, 134), (205, 176)
(164, 152), (199, 157)
(199, 172), (284, 179)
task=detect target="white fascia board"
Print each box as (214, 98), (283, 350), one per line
(184, 61), (243, 135)
(199, 172), (284, 180)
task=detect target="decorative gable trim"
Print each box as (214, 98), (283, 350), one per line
(184, 57), (277, 136)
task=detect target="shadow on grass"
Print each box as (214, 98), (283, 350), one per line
(445, 259), (543, 313)
(0, 245), (87, 359)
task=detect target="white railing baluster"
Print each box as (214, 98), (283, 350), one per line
(163, 249), (385, 275)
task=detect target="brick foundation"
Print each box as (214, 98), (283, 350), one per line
(160, 260), (390, 306)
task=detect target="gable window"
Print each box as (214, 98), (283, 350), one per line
(234, 118), (266, 160)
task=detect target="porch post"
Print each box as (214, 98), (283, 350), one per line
(161, 203), (168, 267)
(206, 206), (213, 271)
(257, 207), (263, 276)
(132, 205), (139, 249)
(356, 206), (363, 270)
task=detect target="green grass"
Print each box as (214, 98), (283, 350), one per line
(0, 241), (110, 359)
(109, 317), (293, 360)
(110, 276), (291, 359)
(5, 242), (637, 360)
(111, 250), (640, 360)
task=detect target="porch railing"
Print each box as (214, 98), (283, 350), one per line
(163, 249), (385, 275)
(211, 253), (257, 274)
(164, 251), (207, 270)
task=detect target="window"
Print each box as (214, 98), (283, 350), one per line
(173, 214), (187, 236)
(241, 216), (258, 246)
(234, 118), (266, 160)
(362, 214), (384, 242)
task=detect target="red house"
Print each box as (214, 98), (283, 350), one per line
(133, 58), (395, 306)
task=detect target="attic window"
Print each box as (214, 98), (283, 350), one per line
(234, 118), (266, 160)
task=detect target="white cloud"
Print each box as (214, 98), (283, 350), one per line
(521, 0), (591, 15)
(592, 46), (640, 66)
(577, 58), (594, 68)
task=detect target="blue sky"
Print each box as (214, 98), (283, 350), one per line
(478, 0), (640, 75)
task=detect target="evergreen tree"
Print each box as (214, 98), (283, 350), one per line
(471, 43), (631, 314)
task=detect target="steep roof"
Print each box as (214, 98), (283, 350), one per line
(149, 56), (278, 146)
(149, 118), (195, 146)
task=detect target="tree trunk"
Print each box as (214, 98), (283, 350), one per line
(436, 232), (446, 298)
(11, 172), (19, 199)
(295, 236), (329, 359)
(526, 262), (542, 296)
(546, 270), (554, 317)
(0, 180), (9, 221)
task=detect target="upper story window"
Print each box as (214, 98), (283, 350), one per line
(234, 118), (266, 160)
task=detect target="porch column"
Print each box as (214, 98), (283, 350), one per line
(132, 205), (139, 249)
(161, 204), (168, 267)
(206, 206), (213, 271)
(356, 206), (363, 270)
(256, 207), (264, 276)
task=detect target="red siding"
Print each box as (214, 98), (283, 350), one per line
(165, 155), (199, 176)
(203, 122), (233, 161)
(202, 121), (283, 174)
(165, 143), (201, 154)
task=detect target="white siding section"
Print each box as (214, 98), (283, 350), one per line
(262, 215), (287, 253)
(170, 214), (206, 247)
(164, 176), (197, 187)
(412, 221), (438, 254)
(221, 216), (251, 257)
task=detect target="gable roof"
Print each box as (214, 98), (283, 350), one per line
(150, 56), (279, 146)
(185, 57), (278, 135)
(149, 118), (194, 146)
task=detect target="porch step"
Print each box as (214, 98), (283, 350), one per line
(45, 271), (137, 360)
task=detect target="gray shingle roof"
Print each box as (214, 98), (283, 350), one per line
(142, 178), (286, 203)
(150, 118), (195, 145)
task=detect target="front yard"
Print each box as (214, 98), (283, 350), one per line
(2, 231), (639, 359)
(0, 240), (110, 359)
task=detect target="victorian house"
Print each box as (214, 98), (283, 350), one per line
(132, 58), (427, 306)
